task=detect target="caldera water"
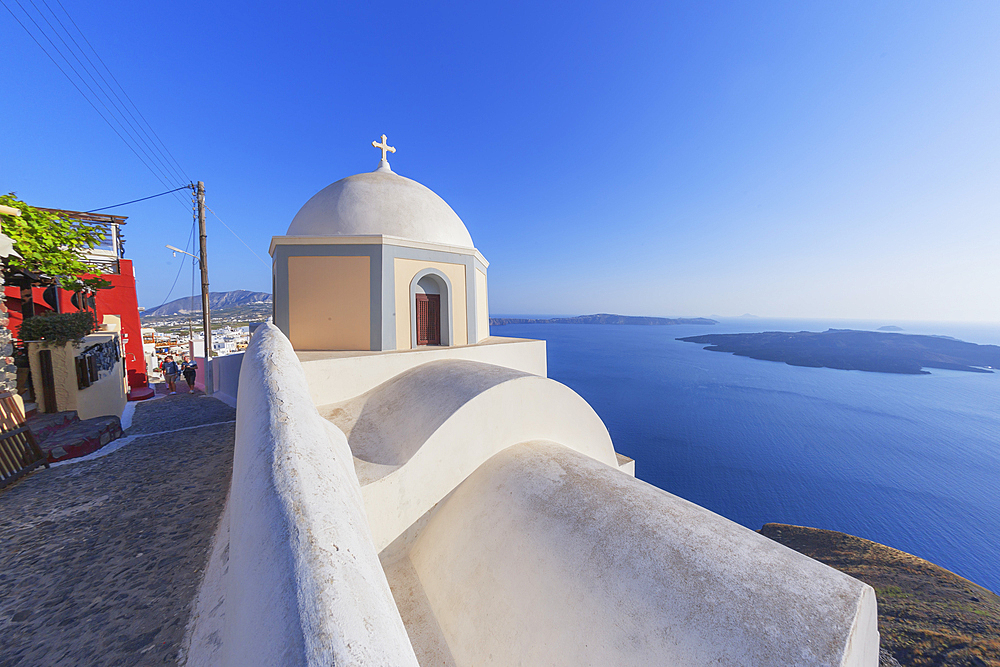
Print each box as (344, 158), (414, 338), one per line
(491, 318), (1000, 593)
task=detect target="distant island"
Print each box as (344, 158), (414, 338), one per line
(678, 329), (1000, 375)
(490, 314), (717, 326)
(878, 325), (904, 332)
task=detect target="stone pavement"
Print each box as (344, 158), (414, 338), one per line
(0, 392), (235, 666)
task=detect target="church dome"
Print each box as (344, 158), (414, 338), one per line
(286, 167), (474, 248)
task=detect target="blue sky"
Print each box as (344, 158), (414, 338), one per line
(4, 1), (999, 322)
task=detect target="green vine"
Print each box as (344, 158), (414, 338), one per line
(19, 311), (98, 346)
(0, 193), (112, 292)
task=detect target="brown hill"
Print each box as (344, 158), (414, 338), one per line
(760, 523), (1000, 666)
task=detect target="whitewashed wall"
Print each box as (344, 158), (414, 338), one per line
(408, 441), (879, 667)
(222, 323), (418, 666)
(210, 352), (243, 407)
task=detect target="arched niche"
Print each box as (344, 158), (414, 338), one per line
(409, 269), (454, 347)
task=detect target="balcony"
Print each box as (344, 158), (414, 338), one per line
(37, 208), (127, 275)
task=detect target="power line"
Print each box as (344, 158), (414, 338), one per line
(20, 0), (178, 190)
(41, 0), (190, 192)
(2, 0), (190, 209)
(206, 205), (270, 267)
(3, 0), (236, 323)
(155, 220), (197, 310)
(3, 0), (175, 195)
(30, 0), (186, 188)
(87, 185), (191, 212)
(53, 0), (190, 184)
(45, 0), (189, 185)
(5, 1), (264, 310)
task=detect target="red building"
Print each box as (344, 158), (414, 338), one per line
(4, 209), (149, 392)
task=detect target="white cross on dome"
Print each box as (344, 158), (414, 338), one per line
(372, 134), (396, 168)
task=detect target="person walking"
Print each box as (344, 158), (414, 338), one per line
(161, 355), (180, 395)
(181, 355), (198, 393)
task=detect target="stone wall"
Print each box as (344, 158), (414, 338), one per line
(0, 295), (16, 395)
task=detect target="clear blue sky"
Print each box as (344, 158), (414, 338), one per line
(4, 1), (999, 322)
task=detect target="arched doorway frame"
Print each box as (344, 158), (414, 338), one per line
(409, 269), (453, 347)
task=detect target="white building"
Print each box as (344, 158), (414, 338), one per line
(187, 138), (879, 667)
(270, 136), (488, 351)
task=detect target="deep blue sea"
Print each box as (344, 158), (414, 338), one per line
(491, 318), (1000, 594)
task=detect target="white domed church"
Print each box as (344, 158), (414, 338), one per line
(270, 136), (489, 351)
(192, 137), (879, 667)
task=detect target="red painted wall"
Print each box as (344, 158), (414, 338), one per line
(4, 259), (148, 389)
(94, 260), (148, 389)
(4, 284), (64, 335)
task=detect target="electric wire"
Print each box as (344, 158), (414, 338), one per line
(26, 0), (188, 201)
(206, 206), (270, 267)
(86, 185), (191, 212)
(40, 0), (185, 188)
(45, 0), (189, 185)
(2, 0), (189, 208)
(52, 0), (190, 184)
(41, 0), (190, 193)
(6, 0), (266, 305)
(22, 0), (177, 189)
(155, 221), (197, 310)
(32, 0), (186, 188)
(3, 0), (178, 196)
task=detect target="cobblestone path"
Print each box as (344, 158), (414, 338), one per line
(0, 393), (235, 666)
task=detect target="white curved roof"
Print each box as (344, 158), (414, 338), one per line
(286, 167), (474, 248)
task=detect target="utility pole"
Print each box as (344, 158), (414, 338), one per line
(196, 181), (214, 395)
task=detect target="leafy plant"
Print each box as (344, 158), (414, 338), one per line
(0, 193), (112, 292)
(19, 311), (98, 346)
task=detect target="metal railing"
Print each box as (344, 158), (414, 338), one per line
(80, 254), (121, 275)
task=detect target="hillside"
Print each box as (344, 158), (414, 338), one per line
(142, 290), (271, 317)
(760, 524), (1000, 667)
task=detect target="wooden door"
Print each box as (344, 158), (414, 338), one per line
(38, 349), (57, 413)
(426, 294), (441, 345)
(416, 294), (442, 346)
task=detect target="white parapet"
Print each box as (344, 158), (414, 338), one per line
(409, 442), (880, 667)
(200, 322), (878, 667)
(319, 358), (621, 553)
(222, 322), (418, 667)
(296, 335), (547, 406)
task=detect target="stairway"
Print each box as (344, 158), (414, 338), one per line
(28, 411), (124, 463)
